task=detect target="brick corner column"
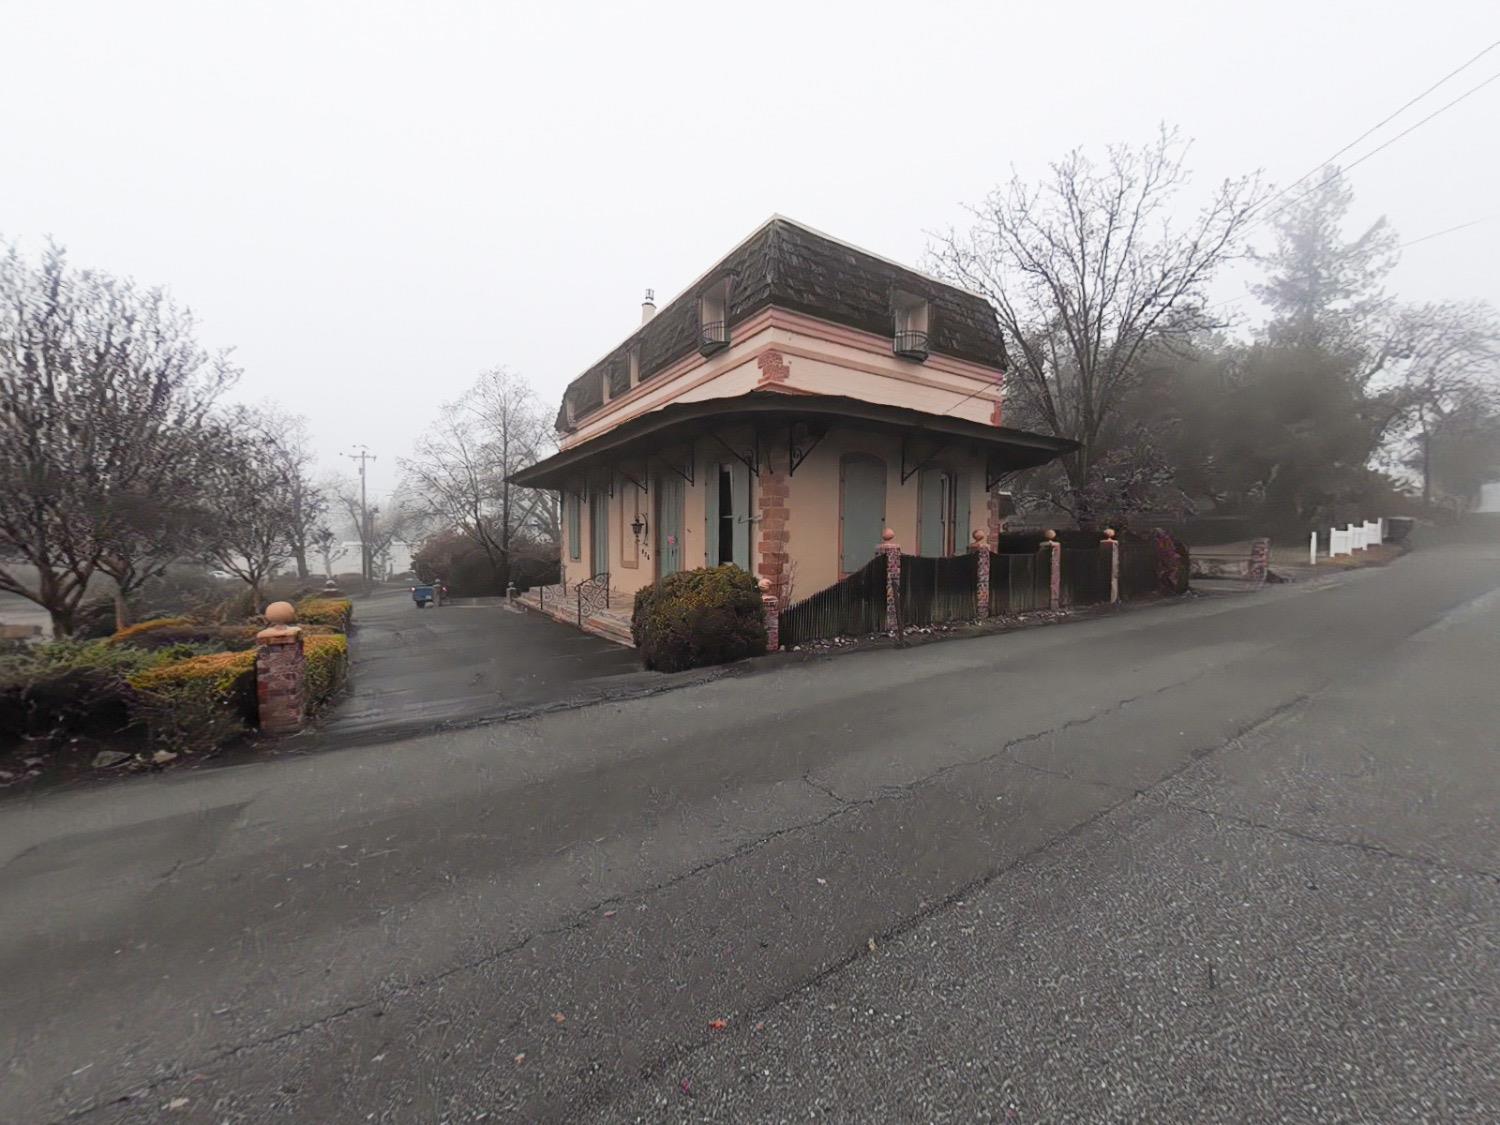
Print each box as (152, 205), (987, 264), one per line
(255, 624), (306, 735)
(756, 461), (791, 600)
(758, 577), (780, 653)
(1101, 527), (1120, 603)
(1042, 529), (1061, 610)
(970, 528), (991, 616)
(876, 528), (902, 641)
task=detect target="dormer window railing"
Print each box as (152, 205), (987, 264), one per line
(893, 329), (929, 360)
(699, 319), (729, 355)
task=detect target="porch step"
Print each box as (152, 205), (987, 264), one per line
(517, 586), (635, 649)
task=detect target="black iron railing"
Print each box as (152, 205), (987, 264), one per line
(576, 572), (609, 627)
(893, 330), (929, 360)
(699, 321), (729, 354)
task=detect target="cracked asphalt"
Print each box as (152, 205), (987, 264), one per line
(2, 520), (1497, 1122)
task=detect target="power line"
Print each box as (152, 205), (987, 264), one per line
(1398, 216), (1493, 248)
(1246, 38), (1500, 225)
(1253, 67), (1500, 233)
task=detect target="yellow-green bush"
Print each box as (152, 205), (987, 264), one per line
(296, 598), (353, 631)
(128, 649), (258, 734)
(107, 616), (194, 646)
(304, 633), (349, 709)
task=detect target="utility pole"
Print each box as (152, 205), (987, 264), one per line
(341, 446), (377, 587)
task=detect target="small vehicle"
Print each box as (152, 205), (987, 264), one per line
(410, 584), (436, 608)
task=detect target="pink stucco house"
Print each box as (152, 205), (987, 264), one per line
(512, 217), (1074, 625)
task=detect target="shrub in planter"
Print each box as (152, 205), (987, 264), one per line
(128, 649), (258, 727)
(631, 565), (767, 672)
(304, 633), (349, 709)
(296, 598), (353, 631)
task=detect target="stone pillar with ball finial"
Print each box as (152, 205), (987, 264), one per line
(971, 528), (991, 617)
(1101, 528), (1120, 603)
(256, 601), (306, 735)
(876, 528), (902, 641)
(1041, 529), (1061, 610)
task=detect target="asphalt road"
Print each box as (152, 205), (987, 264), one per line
(2, 522), (1497, 1122)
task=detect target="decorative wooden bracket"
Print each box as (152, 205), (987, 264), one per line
(788, 421), (827, 476)
(617, 460), (648, 494)
(709, 429), (760, 476)
(900, 434), (948, 483)
(660, 447), (695, 486)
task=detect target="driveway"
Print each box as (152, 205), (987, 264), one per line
(315, 589), (653, 744)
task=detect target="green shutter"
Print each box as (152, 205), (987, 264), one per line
(731, 460), (751, 571)
(705, 463), (720, 567)
(954, 473), (970, 552)
(567, 492), (580, 560)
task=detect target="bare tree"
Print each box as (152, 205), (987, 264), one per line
(0, 241), (237, 635)
(200, 409), (297, 606)
(399, 368), (555, 587)
(243, 405), (327, 579)
(312, 525), (347, 578)
(933, 127), (1263, 522)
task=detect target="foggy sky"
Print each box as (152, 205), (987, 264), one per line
(4, 0), (1496, 499)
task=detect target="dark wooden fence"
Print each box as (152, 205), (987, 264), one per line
(988, 551), (1048, 615)
(901, 553), (977, 627)
(1059, 548), (1110, 607)
(779, 555), (886, 647)
(1119, 543), (1158, 600)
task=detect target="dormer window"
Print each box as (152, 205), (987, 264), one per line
(892, 292), (930, 361)
(699, 277), (732, 355)
(628, 344), (641, 388)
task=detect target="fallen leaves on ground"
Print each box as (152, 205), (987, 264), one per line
(707, 1018), (727, 1031)
(552, 1011), (566, 1024)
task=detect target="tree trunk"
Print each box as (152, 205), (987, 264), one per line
(48, 606), (75, 639)
(293, 548), (309, 579)
(1421, 427), (1432, 506)
(113, 583), (131, 633)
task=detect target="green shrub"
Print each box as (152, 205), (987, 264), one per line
(630, 565), (767, 672)
(110, 623), (258, 652)
(304, 633), (349, 709)
(127, 649), (258, 726)
(296, 598), (353, 631)
(132, 678), (250, 755)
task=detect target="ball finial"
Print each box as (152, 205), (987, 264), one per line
(972, 528), (986, 543)
(1043, 529), (1057, 541)
(264, 601), (297, 625)
(1103, 527), (1116, 540)
(881, 528), (895, 542)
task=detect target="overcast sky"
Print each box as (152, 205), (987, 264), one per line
(5, 0), (1497, 499)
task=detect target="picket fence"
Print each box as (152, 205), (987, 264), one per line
(1313, 519), (1384, 563)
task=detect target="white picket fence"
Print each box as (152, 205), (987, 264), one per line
(1311, 519), (1384, 564)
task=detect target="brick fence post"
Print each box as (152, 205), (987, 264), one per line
(255, 600), (306, 736)
(758, 577), (780, 653)
(1248, 536), (1270, 585)
(1101, 527), (1120, 603)
(971, 529), (991, 617)
(1042, 529), (1061, 610)
(876, 528), (902, 643)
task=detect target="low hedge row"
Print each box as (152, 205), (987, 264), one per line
(631, 565), (767, 672)
(304, 633), (349, 710)
(296, 598), (354, 631)
(128, 649), (259, 724)
(107, 617), (194, 645)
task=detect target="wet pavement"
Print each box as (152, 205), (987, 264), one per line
(315, 589), (655, 745)
(2, 521), (1497, 1122)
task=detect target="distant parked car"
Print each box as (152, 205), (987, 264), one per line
(208, 569), (234, 580)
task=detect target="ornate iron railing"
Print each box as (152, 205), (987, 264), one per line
(892, 329), (929, 359)
(699, 320), (729, 354)
(576, 572), (609, 627)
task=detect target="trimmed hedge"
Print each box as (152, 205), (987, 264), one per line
(304, 633), (349, 709)
(108, 617), (194, 645)
(110, 622), (259, 652)
(128, 649), (259, 725)
(296, 598), (353, 631)
(631, 565), (767, 672)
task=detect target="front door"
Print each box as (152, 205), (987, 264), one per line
(589, 489), (609, 577)
(656, 473), (684, 578)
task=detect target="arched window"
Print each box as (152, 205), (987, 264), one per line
(839, 454), (887, 574)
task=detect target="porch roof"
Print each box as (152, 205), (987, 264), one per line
(511, 390), (1078, 490)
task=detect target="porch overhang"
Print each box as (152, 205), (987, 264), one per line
(510, 391), (1078, 491)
